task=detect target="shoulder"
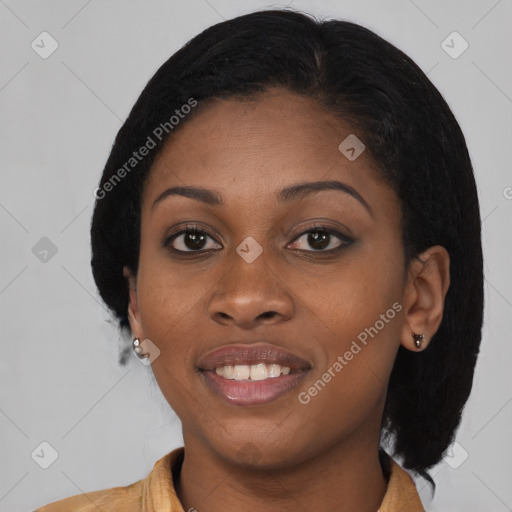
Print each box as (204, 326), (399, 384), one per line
(33, 479), (143, 512)
(378, 457), (425, 512)
(32, 448), (184, 512)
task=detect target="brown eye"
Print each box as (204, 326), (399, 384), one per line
(289, 227), (353, 252)
(306, 231), (331, 250)
(165, 228), (221, 253)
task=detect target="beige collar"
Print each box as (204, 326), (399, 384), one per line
(142, 447), (424, 512)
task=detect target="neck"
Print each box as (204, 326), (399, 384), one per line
(175, 432), (388, 512)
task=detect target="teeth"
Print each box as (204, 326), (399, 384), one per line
(250, 363), (267, 381)
(214, 363), (292, 380)
(267, 364), (281, 378)
(233, 365), (250, 380)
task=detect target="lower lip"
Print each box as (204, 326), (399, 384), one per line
(200, 370), (310, 406)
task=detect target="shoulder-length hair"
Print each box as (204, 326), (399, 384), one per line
(91, 9), (484, 491)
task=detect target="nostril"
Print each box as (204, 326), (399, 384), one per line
(259, 311), (278, 320)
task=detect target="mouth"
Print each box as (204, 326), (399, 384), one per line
(197, 342), (311, 406)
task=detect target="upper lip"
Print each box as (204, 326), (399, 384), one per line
(197, 342), (312, 372)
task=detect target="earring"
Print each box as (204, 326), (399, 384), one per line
(132, 338), (147, 358)
(412, 332), (425, 349)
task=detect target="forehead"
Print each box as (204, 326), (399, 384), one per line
(144, 89), (392, 211)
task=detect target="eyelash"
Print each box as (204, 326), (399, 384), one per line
(163, 223), (354, 256)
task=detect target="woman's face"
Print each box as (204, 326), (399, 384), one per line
(126, 88), (414, 467)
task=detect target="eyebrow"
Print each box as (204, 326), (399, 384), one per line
(151, 180), (373, 217)
(152, 186), (223, 209)
(278, 180), (373, 217)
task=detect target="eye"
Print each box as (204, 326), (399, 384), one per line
(163, 223), (353, 255)
(164, 225), (222, 253)
(288, 225), (353, 252)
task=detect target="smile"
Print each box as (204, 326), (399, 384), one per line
(214, 363), (291, 380)
(200, 367), (310, 406)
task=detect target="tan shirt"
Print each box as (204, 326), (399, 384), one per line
(34, 447), (425, 511)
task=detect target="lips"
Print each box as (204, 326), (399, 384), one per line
(197, 342), (311, 373)
(197, 342), (312, 406)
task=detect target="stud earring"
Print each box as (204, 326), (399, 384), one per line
(412, 332), (425, 349)
(132, 338), (148, 359)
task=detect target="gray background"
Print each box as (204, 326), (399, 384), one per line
(1, 1), (511, 510)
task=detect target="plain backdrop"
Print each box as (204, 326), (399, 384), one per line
(1, 1), (511, 511)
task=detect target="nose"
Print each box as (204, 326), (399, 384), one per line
(208, 250), (294, 329)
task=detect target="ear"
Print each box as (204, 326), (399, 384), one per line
(399, 245), (450, 352)
(123, 266), (144, 340)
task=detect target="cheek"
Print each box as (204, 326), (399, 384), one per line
(290, 245), (403, 342)
(290, 241), (404, 388)
(295, 279), (403, 443)
(134, 251), (206, 363)
(136, 230), (205, 320)
(134, 258), (211, 420)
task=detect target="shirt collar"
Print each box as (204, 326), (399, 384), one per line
(142, 447), (424, 512)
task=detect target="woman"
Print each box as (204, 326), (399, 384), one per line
(35, 8), (483, 512)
